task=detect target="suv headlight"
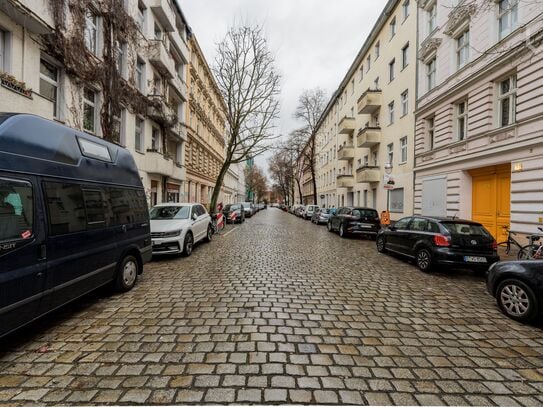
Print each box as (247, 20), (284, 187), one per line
(162, 229), (182, 238)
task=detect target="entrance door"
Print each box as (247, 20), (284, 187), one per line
(470, 164), (510, 241)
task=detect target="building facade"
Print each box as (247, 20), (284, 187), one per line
(414, 0), (543, 241)
(0, 0), (191, 206)
(222, 162), (246, 204)
(315, 0), (417, 219)
(185, 35), (226, 209)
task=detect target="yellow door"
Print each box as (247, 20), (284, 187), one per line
(470, 164), (511, 241)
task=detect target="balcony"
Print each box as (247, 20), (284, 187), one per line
(336, 174), (354, 188)
(356, 166), (380, 183)
(149, 0), (176, 31)
(169, 74), (187, 101)
(357, 126), (381, 148)
(147, 95), (176, 126)
(357, 89), (382, 114)
(149, 40), (176, 79)
(337, 145), (355, 161)
(338, 116), (356, 134)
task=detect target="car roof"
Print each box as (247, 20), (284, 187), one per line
(407, 215), (482, 225)
(153, 202), (196, 207)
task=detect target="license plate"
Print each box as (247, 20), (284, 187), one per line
(464, 256), (487, 263)
(358, 223), (372, 229)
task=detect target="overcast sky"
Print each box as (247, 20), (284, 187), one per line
(177, 0), (386, 171)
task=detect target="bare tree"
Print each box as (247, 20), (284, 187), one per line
(245, 165), (268, 203)
(268, 146), (295, 206)
(210, 25), (281, 212)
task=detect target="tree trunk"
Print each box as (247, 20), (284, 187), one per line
(295, 178), (303, 204)
(210, 161), (230, 214)
(310, 163), (317, 205)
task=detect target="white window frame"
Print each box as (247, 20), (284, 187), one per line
(428, 4), (437, 35)
(427, 58), (436, 91)
(151, 127), (161, 152)
(135, 117), (144, 153)
(402, 43), (409, 69)
(0, 30), (5, 72)
(389, 59), (395, 82)
(388, 101), (395, 125)
(427, 117), (435, 150)
(401, 90), (409, 116)
(400, 136), (408, 163)
(402, 0), (410, 21)
(366, 55), (371, 72)
(375, 41), (380, 59)
(390, 17), (397, 40)
(498, 0), (519, 40)
(456, 30), (470, 69)
(497, 74), (517, 127)
(39, 58), (60, 118)
(82, 87), (97, 134)
(387, 143), (394, 165)
(84, 9), (98, 55)
(456, 100), (468, 140)
(136, 1), (145, 32)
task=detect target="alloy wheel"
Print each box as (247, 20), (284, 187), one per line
(500, 284), (530, 317)
(416, 249), (431, 271)
(185, 234), (193, 255)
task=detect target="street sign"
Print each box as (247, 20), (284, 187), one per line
(383, 174), (395, 190)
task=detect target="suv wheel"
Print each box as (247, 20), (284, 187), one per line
(416, 248), (433, 272)
(496, 279), (538, 322)
(327, 222), (333, 232)
(183, 232), (194, 257)
(339, 224), (347, 238)
(205, 225), (213, 242)
(115, 254), (139, 292)
(376, 236), (387, 253)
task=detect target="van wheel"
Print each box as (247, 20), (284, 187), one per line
(115, 255), (139, 292)
(183, 232), (194, 256)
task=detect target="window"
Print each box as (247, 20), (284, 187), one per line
(427, 117), (435, 150)
(83, 88), (96, 134)
(135, 117), (144, 152)
(39, 59), (60, 118)
(44, 183), (87, 235)
(83, 190), (106, 226)
(387, 143), (394, 165)
(409, 217), (428, 231)
(389, 59), (395, 82)
(390, 17), (397, 39)
(351, 79), (354, 95)
(374, 41), (380, 59)
(498, 74), (517, 127)
(400, 136), (408, 163)
(456, 101), (468, 140)
(0, 178), (33, 243)
(363, 155), (369, 166)
(154, 22), (163, 41)
(359, 65), (364, 82)
(388, 101), (395, 125)
(394, 217), (411, 230)
(401, 43), (409, 69)
(456, 30), (469, 69)
(374, 77), (380, 90)
(390, 188), (404, 213)
(372, 151), (378, 166)
(401, 90), (409, 116)
(428, 4), (437, 34)
(151, 127), (161, 151)
(136, 59), (145, 92)
(402, 0), (410, 21)
(498, 0), (518, 39)
(112, 112), (122, 144)
(84, 9), (98, 54)
(364, 190), (368, 207)
(366, 55), (371, 72)
(427, 58), (436, 91)
(136, 1), (145, 31)
(152, 73), (162, 95)
(0, 30), (5, 71)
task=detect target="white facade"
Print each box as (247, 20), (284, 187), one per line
(0, 0), (191, 207)
(221, 162), (245, 204)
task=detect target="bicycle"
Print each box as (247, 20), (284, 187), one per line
(518, 227), (543, 260)
(497, 226), (526, 258)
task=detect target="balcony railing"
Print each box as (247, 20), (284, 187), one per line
(357, 89), (382, 114)
(356, 165), (380, 183)
(357, 126), (381, 148)
(147, 94), (177, 126)
(337, 145), (355, 161)
(149, 40), (176, 79)
(338, 116), (356, 134)
(336, 174), (354, 188)
(149, 0), (176, 32)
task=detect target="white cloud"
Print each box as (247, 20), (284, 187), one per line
(177, 0), (386, 172)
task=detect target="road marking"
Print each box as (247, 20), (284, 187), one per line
(221, 226), (239, 237)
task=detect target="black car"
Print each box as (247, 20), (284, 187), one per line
(327, 207), (381, 238)
(223, 203), (245, 224)
(487, 260), (543, 323)
(376, 216), (499, 272)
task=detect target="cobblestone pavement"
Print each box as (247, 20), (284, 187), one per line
(1, 209), (543, 405)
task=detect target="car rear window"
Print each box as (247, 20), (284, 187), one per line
(442, 222), (491, 237)
(352, 209), (378, 218)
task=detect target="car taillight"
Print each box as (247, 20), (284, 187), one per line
(492, 240), (497, 250)
(433, 234), (450, 247)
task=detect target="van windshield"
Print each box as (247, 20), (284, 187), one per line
(149, 206), (190, 220)
(0, 179), (33, 242)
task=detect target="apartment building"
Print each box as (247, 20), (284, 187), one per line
(222, 162), (246, 204)
(185, 35), (226, 209)
(0, 0), (191, 206)
(315, 0), (416, 219)
(414, 0), (543, 241)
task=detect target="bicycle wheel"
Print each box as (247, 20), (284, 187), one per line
(518, 244), (540, 260)
(497, 241), (511, 255)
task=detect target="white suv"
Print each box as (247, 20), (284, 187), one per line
(304, 205), (320, 220)
(150, 203), (212, 256)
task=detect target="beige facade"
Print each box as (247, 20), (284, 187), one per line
(414, 0), (543, 242)
(185, 36), (226, 209)
(0, 0), (191, 206)
(315, 0), (416, 219)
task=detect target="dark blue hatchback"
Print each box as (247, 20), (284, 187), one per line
(0, 114), (152, 339)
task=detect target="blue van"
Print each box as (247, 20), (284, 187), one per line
(0, 113), (152, 338)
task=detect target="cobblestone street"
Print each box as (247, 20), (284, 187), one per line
(1, 208), (543, 405)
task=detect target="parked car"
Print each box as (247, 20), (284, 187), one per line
(296, 206), (306, 217)
(223, 203), (245, 224)
(328, 207), (381, 238)
(487, 260), (543, 323)
(312, 208), (331, 224)
(376, 216), (499, 272)
(150, 203), (212, 256)
(241, 202), (255, 217)
(0, 113), (152, 339)
(304, 205), (320, 220)
(290, 204), (302, 215)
